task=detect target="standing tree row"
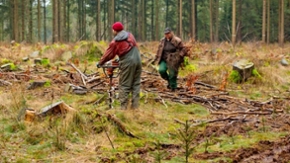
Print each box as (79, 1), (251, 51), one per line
(0, 0), (289, 45)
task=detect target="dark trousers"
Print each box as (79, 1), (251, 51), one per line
(119, 47), (142, 109)
(158, 60), (177, 89)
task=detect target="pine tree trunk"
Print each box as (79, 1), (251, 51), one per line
(232, 0), (236, 46)
(279, 0), (284, 47)
(166, 0), (169, 27)
(266, 0), (270, 44)
(43, 0), (47, 44)
(179, 0), (182, 38)
(210, 0), (213, 43)
(57, 0), (62, 42)
(141, 0), (146, 41)
(52, 0), (58, 43)
(237, 0), (242, 43)
(21, 0), (26, 41)
(13, 0), (19, 42)
(177, 0), (180, 36)
(83, 0), (86, 40)
(67, 0), (70, 42)
(77, 0), (81, 40)
(191, 0), (196, 40)
(37, 0), (41, 42)
(215, 0), (219, 42)
(103, 1), (107, 40)
(29, 0), (33, 43)
(154, 0), (159, 40)
(131, 0), (136, 36)
(151, 0), (154, 40)
(96, 0), (101, 41)
(63, 0), (66, 42)
(108, 0), (114, 40)
(262, 0), (266, 43)
(9, 1), (13, 40)
(138, 0), (143, 41)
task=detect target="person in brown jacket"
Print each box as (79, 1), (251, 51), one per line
(153, 27), (187, 91)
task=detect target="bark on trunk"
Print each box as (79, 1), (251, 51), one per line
(231, 0), (236, 46)
(37, 0), (41, 42)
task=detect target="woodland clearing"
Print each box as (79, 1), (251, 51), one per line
(0, 41), (290, 163)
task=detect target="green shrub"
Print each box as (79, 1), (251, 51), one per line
(85, 43), (103, 61)
(183, 57), (197, 72)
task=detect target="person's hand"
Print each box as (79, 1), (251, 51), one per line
(96, 62), (101, 68)
(114, 57), (119, 62)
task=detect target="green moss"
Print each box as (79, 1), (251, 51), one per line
(41, 58), (50, 67)
(228, 70), (241, 83)
(252, 68), (262, 78)
(1, 58), (12, 64)
(9, 63), (17, 71)
(44, 81), (51, 87)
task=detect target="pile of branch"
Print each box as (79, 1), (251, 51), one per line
(1, 60), (289, 118)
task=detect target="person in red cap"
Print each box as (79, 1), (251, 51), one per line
(97, 22), (142, 110)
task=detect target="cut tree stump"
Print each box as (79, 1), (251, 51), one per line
(233, 59), (254, 83)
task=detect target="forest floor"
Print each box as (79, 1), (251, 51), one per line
(0, 41), (290, 163)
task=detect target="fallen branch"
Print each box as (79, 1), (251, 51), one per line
(87, 76), (101, 83)
(68, 83), (85, 90)
(211, 111), (279, 115)
(0, 79), (12, 86)
(106, 113), (138, 138)
(93, 95), (106, 105)
(67, 62), (88, 80)
(90, 81), (105, 89)
(174, 118), (185, 125)
(195, 81), (216, 89)
(190, 115), (248, 124)
(80, 74), (86, 86)
(156, 96), (168, 108)
(142, 70), (159, 76)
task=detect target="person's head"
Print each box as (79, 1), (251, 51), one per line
(112, 22), (124, 36)
(164, 27), (173, 40)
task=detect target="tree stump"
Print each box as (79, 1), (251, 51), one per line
(232, 59), (254, 83)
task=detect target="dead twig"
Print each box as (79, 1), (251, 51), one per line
(0, 79), (12, 86)
(211, 111), (282, 115)
(97, 116), (115, 149)
(142, 70), (159, 76)
(194, 81), (216, 89)
(67, 62), (88, 80)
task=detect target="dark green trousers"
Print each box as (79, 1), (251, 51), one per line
(118, 47), (142, 109)
(158, 60), (178, 89)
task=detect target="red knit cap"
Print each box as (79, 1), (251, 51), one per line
(112, 22), (124, 32)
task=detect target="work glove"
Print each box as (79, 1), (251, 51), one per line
(96, 62), (101, 68)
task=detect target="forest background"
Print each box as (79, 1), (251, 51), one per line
(0, 0), (289, 45)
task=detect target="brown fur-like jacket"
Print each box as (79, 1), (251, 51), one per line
(154, 35), (187, 64)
